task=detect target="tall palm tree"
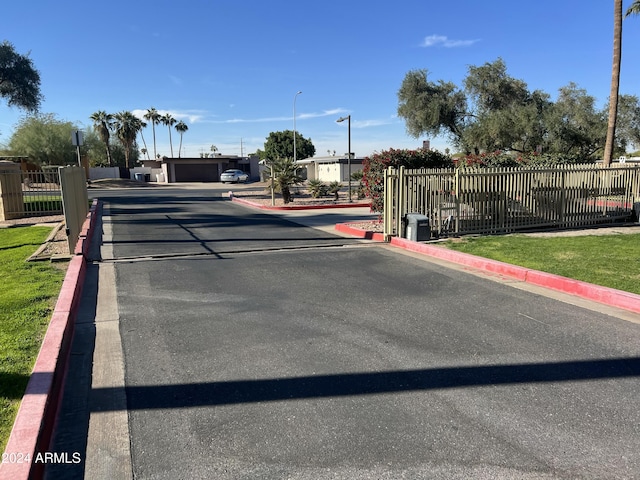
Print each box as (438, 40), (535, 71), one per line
(143, 107), (161, 159)
(160, 113), (176, 157)
(90, 110), (114, 166)
(174, 120), (188, 158)
(113, 111), (143, 168)
(138, 120), (150, 160)
(604, 0), (623, 166)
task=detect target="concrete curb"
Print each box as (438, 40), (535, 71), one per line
(1, 199), (100, 480)
(229, 193), (371, 211)
(334, 223), (640, 315)
(335, 223), (385, 242)
(390, 236), (640, 315)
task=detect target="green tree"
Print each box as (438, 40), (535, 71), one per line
(161, 113), (176, 157)
(175, 120), (188, 158)
(143, 107), (161, 158)
(397, 69), (468, 147)
(0, 41), (42, 113)
(615, 94), (640, 151)
(545, 83), (606, 159)
(90, 110), (114, 166)
(114, 111), (143, 168)
(262, 130), (315, 161)
(84, 128), (129, 167)
(604, 0), (623, 166)
(7, 113), (78, 165)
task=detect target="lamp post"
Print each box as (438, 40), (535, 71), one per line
(336, 115), (352, 202)
(293, 91), (302, 163)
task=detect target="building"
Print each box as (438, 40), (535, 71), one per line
(294, 155), (364, 183)
(157, 155), (260, 183)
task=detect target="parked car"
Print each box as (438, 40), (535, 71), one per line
(220, 169), (249, 183)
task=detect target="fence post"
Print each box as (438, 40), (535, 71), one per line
(396, 166), (405, 239)
(454, 167), (461, 234)
(59, 166), (89, 252)
(384, 167), (392, 241)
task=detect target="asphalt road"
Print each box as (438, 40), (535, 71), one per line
(50, 185), (640, 479)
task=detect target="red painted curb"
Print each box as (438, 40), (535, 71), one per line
(1, 201), (100, 480)
(230, 195), (371, 211)
(389, 236), (640, 315)
(335, 223), (385, 242)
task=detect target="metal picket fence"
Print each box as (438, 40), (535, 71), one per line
(0, 168), (63, 220)
(384, 164), (640, 240)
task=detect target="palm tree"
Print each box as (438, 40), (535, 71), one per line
(627, 1), (640, 16)
(113, 111), (143, 168)
(266, 157), (304, 204)
(604, 0), (623, 166)
(143, 107), (161, 159)
(138, 120), (150, 160)
(174, 120), (188, 158)
(161, 113), (176, 157)
(90, 110), (114, 166)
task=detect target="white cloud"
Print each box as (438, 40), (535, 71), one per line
(421, 34), (479, 48)
(131, 109), (205, 124)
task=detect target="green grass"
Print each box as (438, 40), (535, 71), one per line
(443, 233), (640, 295)
(23, 196), (63, 213)
(0, 227), (65, 451)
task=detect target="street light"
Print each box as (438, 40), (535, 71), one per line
(336, 115), (352, 202)
(293, 91), (302, 163)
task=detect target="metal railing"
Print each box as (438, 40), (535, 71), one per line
(0, 170), (62, 220)
(384, 164), (640, 240)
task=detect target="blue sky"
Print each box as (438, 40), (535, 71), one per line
(1, 1), (640, 159)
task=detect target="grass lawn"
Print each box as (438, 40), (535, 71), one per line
(0, 227), (65, 452)
(443, 233), (640, 295)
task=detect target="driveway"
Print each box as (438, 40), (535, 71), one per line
(49, 186), (640, 479)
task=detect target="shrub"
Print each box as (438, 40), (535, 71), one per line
(307, 179), (328, 198)
(327, 181), (341, 201)
(363, 148), (453, 213)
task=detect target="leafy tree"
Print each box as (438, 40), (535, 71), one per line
(90, 110), (114, 166)
(397, 69), (467, 147)
(265, 157), (304, 204)
(161, 113), (176, 157)
(0, 41), (42, 113)
(615, 94), (640, 151)
(143, 107), (161, 158)
(114, 111), (143, 168)
(262, 130), (315, 161)
(545, 83), (607, 159)
(84, 128), (130, 167)
(7, 113), (78, 165)
(175, 120), (188, 158)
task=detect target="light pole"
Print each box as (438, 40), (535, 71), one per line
(293, 91), (302, 163)
(336, 115), (352, 202)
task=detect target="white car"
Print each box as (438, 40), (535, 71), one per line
(220, 169), (249, 183)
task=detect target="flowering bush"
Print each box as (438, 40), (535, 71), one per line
(363, 148), (453, 213)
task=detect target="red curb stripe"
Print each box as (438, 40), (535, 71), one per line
(1, 202), (99, 480)
(389, 236), (640, 314)
(334, 223), (385, 242)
